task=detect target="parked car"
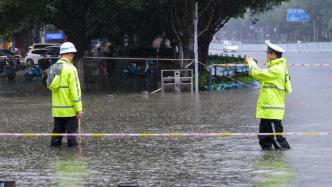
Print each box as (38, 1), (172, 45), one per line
(24, 48), (47, 65)
(223, 45), (240, 53)
(43, 46), (60, 64)
(25, 46), (60, 81)
(44, 46), (60, 58)
(28, 43), (60, 51)
(24, 45), (61, 65)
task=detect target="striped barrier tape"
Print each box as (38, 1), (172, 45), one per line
(211, 64), (332, 68)
(288, 63), (332, 67)
(0, 132), (331, 137)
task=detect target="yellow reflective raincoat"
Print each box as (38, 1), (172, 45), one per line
(48, 58), (82, 117)
(248, 58), (292, 120)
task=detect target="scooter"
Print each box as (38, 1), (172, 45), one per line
(121, 59), (154, 77)
(25, 57), (55, 81)
(24, 65), (42, 80)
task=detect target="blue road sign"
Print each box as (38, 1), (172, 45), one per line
(287, 9), (310, 22)
(45, 32), (64, 40)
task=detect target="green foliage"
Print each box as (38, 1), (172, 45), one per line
(0, 0), (166, 52)
(0, 0), (289, 57)
(199, 70), (209, 89)
(169, 0), (288, 62)
(208, 54), (246, 65)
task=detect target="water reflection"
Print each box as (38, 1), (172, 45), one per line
(52, 148), (88, 187)
(1, 52), (332, 186)
(255, 151), (294, 187)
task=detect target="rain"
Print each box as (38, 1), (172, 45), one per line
(1, 0), (332, 186)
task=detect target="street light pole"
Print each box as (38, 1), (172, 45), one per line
(194, 1), (199, 94)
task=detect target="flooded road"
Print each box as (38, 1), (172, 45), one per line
(0, 53), (332, 186)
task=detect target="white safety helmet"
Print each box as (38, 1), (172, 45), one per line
(59, 42), (77, 54)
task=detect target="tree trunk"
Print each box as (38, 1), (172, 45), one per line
(178, 44), (184, 68)
(199, 40), (212, 66)
(182, 40), (195, 68)
(179, 35), (212, 68)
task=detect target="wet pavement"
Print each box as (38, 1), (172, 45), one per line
(0, 52), (332, 186)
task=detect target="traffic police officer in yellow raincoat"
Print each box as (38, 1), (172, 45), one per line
(47, 42), (83, 147)
(245, 41), (292, 150)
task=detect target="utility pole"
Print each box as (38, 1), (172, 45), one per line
(194, 1), (199, 94)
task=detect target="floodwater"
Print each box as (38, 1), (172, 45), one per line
(0, 52), (332, 186)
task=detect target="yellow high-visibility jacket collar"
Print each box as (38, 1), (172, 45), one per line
(266, 58), (287, 68)
(59, 57), (73, 65)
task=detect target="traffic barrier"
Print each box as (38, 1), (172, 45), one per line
(0, 132), (331, 137)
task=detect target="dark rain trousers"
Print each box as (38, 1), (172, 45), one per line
(51, 117), (78, 147)
(258, 119), (291, 150)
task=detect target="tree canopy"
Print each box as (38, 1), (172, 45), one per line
(0, 0), (287, 61)
(168, 0), (288, 61)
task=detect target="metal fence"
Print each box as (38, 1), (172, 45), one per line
(209, 42), (332, 54)
(82, 57), (185, 93)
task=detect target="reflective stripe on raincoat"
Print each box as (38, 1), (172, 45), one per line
(248, 57), (292, 120)
(48, 58), (82, 117)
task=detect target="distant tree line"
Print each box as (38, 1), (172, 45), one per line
(217, 0), (332, 43)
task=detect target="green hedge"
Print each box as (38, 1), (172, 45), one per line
(208, 54), (245, 65)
